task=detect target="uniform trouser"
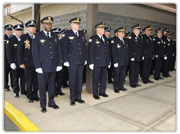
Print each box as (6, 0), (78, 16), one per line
(4, 62), (13, 89)
(68, 64), (84, 102)
(12, 68), (25, 94)
(142, 58), (152, 82)
(55, 70), (63, 94)
(129, 61), (140, 86)
(169, 57), (175, 71)
(83, 65), (86, 83)
(163, 59), (170, 77)
(150, 58), (155, 75)
(154, 57), (163, 79)
(93, 66), (107, 96)
(139, 61), (143, 77)
(62, 66), (69, 86)
(108, 64), (114, 82)
(113, 65), (127, 91)
(172, 56), (176, 70)
(24, 67), (39, 100)
(37, 72), (56, 108)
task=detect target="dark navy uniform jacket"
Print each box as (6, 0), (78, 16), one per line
(17, 33), (34, 68)
(6, 36), (20, 67)
(62, 29), (87, 65)
(128, 32), (144, 62)
(111, 37), (129, 66)
(142, 34), (155, 58)
(171, 39), (176, 56)
(88, 34), (111, 67)
(164, 39), (173, 59)
(153, 36), (165, 58)
(32, 30), (62, 73)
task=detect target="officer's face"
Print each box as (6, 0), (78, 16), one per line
(133, 29), (140, 36)
(71, 23), (80, 31)
(15, 30), (23, 37)
(117, 31), (125, 38)
(105, 32), (110, 37)
(157, 32), (162, 38)
(96, 28), (105, 36)
(5, 29), (12, 36)
(27, 26), (36, 35)
(145, 29), (152, 36)
(42, 23), (52, 32)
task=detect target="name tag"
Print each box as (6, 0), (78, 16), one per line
(40, 39), (46, 43)
(96, 41), (100, 44)
(69, 36), (74, 40)
(14, 44), (17, 46)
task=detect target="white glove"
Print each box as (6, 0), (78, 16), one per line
(114, 63), (118, 68)
(142, 57), (144, 60)
(89, 64), (94, 70)
(172, 53), (174, 56)
(108, 64), (111, 68)
(56, 66), (62, 72)
(10, 63), (16, 70)
(36, 68), (43, 74)
(64, 62), (69, 67)
(131, 58), (135, 61)
(164, 57), (167, 60)
(84, 60), (87, 65)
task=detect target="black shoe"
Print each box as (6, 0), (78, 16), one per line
(93, 96), (100, 100)
(148, 80), (154, 83)
(21, 92), (26, 95)
(5, 88), (10, 91)
(119, 87), (127, 91)
(159, 77), (164, 80)
(114, 90), (120, 93)
(108, 81), (114, 84)
(70, 101), (75, 106)
(49, 104), (59, 109)
(75, 99), (85, 103)
(54, 93), (58, 97)
(130, 85), (136, 88)
(99, 94), (109, 97)
(143, 81), (148, 84)
(168, 75), (172, 77)
(136, 84), (142, 87)
(14, 93), (19, 98)
(41, 108), (47, 113)
(28, 99), (34, 103)
(154, 78), (159, 80)
(34, 97), (40, 101)
(58, 92), (65, 96)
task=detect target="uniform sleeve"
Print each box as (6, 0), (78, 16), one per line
(88, 37), (95, 65)
(111, 39), (117, 64)
(128, 37), (134, 58)
(6, 39), (14, 64)
(32, 34), (41, 69)
(57, 36), (62, 66)
(62, 33), (68, 63)
(17, 36), (25, 65)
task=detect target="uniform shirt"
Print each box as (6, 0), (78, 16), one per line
(6, 36), (20, 67)
(111, 36), (129, 66)
(153, 36), (165, 58)
(88, 34), (111, 67)
(17, 32), (35, 68)
(128, 32), (144, 62)
(62, 29), (87, 65)
(32, 30), (62, 73)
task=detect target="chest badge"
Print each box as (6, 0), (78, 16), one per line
(117, 44), (121, 48)
(24, 40), (30, 49)
(54, 39), (57, 42)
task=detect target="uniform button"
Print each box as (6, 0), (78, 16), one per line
(105, 47), (106, 48)
(106, 54), (107, 56)
(79, 48), (81, 49)
(96, 57), (98, 59)
(140, 51), (141, 52)
(25, 58), (27, 60)
(125, 57), (127, 58)
(79, 43), (80, 45)
(50, 42), (51, 44)
(69, 55), (70, 57)
(80, 52), (81, 54)
(125, 53), (126, 55)
(39, 60), (41, 62)
(50, 52), (52, 53)
(50, 47), (51, 49)
(106, 50), (107, 52)
(51, 57), (52, 58)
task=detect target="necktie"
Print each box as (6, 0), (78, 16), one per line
(75, 32), (78, 37)
(101, 37), (104, 42)
(121, 39), (125, 44)
(47, 32), (50, 38)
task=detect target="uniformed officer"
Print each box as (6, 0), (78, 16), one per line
(153, 28), (165, 80)
(60, 29), (69, 88)
(104, 27), (114, 84)
(162, 32), (172, 77)
(141, 25), (155, 84)
(162, 28), (169, 41)
(32, 16), (63, 113)
(4, 24), (14, 91)
(62, 17), (86, 106)
(128, 24), (143, 88)
(51, 28), (65, 96)
(81, 29), (87, 84)
(17, 20), (39, 103)
(6, 24), (26, 97)
(88, 22), (111, 99)
(111, 27), (129, 93)
(171, 33), (176, 70)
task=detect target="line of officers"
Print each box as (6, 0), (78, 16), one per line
(4, 16), (176, 113)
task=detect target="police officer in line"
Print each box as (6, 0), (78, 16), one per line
(128, 24), (144, 88)
(59, 29), (69, 88)
(17, 20), (39, 102)
(62, 17), (87, 106)
(153, 28), (165, 80)
(111, 27), (129, 93)
(141, 25), (155, 84)
(32, 16), (63, 113)
(4, 24), (14, 91)
(104, 27), (114, 84)
(88, 22), (111, 100)
(171, 33), (176, 71)
(162, 28), (169, 41)
(81, 29), (87, 84)
(6, 24), (26, 98)
(162, 31), (173, 77)
(51, 28), (65, 96)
